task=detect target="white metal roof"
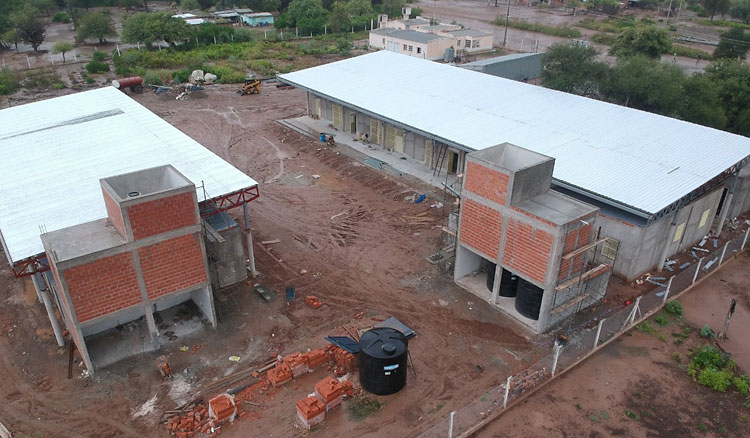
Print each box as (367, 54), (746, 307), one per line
(0, 87), (258, 264)
(279, 51), (750, 216)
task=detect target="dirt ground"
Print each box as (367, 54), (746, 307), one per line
(477, 254), (750, 438)
(0, 84), (549, 438)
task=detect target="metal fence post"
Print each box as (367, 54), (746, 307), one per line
(718, 242), (729, 266)
(742, 227), (750, 250)
(692, 257), (703, 284)
(662, 276), (674, 304)
(448, 411), (456, 438)
(621, 296), (641, 330)
(552, 342), (562, 376)
(593, 318), (605, 348)
(503, 375), (512, 408)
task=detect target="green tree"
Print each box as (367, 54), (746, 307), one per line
(602, 55), (685, 116)
(121, 12), (152, 46)
(286, 0), (329, 34)
(52, 40), (73, 61)
(610, 26), (672, 59)
(13, 6), (46, 52)
(122, 12), (191, 48)
(680, 75), (727, 129)
(380, 0), (404, 18)
(181, 0), (200, 9)
(713, 27), (748, 59)
(32, 0), (57, 16)
(2, 29), (20, 52)
(702, 0), (731, 20)
(77, 11), (116, 43)
(706, 59), (750, 136)
(121, 0), (141, 11)
(565, 0), (583, 14)
(542, 43), (608, 98)
(329, 1), (349, 32)
(730, 0), (750, 23)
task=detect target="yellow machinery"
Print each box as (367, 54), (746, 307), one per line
(237, 76), (261, 95)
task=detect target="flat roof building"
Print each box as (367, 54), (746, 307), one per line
(279, 51), (750, 327)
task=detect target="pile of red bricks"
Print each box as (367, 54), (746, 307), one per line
(305, 295), (323, 309)
(208, 394), (237, 424)
(296, 377), (355, 429)
(328, 345), (357, 376)
(509, 367), (550, 397)
(166, 405), (221, 438)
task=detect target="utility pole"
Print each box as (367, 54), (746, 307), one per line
(502, 0), (510, 47)
(666, 0), (674, 24)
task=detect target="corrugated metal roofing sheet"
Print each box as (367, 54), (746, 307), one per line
(279, 51), (749, 216)
(0, 87), (258, 264)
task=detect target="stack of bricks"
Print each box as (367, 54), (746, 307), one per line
(166, 405), (220, 438)
(266, 361), (293, 387)
(208, 394), (237, 424)
(509, 367), (550, 397)
(283, 352), (310, 378)
(305, 348), (329, 369)
(314, 376), (354, 412)
(296, 377), (355, 429)
(328, 345), (357, 376)
(296, 395), (326, 429)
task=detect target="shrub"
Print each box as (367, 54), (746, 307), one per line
(93, 50), (108, 62)
(673, 45), (713, 61)
(665, 300), (683, 316)
(654, 315), (669, 326)
(142, 70), (163, 86)
(0, 67), (21, 95)
(22, 69), (65, 90)
(52, 12), (71, 23)
(734, 376), (750, 394)
(86, 61), (110, 74)
(687, 346), (737, 392)
(700, 324), (715, 338)
(491, 17), (581, 38)
(591, 33), (617, 45)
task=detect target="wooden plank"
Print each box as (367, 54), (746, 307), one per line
(561, 238), (609, 260)
(555, 264), (609, 291)
(261, 238), (281, 245)
(441, 227), (457, 237)
(550, 294), (590, 315)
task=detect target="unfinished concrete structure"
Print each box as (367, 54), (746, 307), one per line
(42, 166), (214, 371)
(278, 51), (750, 282)
(454, 144), (609, 332)
(0, 87), (259, 371)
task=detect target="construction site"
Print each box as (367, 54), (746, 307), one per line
(0, 54), (749, 438)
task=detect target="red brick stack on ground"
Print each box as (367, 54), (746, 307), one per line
(208, 393), (237, 424)
(283, 352), (310, 377)
(314, 376), (355, 411)
(305, 348), (329, 369)
(166, 404), (214, 437)
(328, 345), (357, 376)
(266, 361), (293, 386)
(305, 295), (323, 309)
(296, 395), (326, 429)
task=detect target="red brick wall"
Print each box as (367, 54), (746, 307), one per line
(102, 189), (126, 238)
(464, 161), (510, 206)
(127, 192), (196, 240)
(505, 219), (553, 284)
(138, 234), (207, 300)
(63, 252), (142, 323)
(459, 199), (503, 260)
(559, 221), (594, 281)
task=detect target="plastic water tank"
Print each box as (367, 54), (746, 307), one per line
(359, 328), (408, 395)
(515, 278), (544, 320)
(487, 266), (519, 297)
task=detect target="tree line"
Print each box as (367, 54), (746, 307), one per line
(542, 26), (750, 136)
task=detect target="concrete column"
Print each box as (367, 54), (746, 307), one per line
(243, 202), (258, 278)
(716, 193), (734, 235)
(657, 215), (677, 272)
(33, 273), (65, 347)
(130, 250), (160, 347)
(490, 264), (502, 305)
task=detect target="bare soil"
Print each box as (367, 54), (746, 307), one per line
(0, 84), (546, 437)
(477, 254), (750, 438)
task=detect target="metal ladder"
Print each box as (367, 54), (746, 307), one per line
(433, 143), (448, 177)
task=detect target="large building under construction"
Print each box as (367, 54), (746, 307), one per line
(0, 87), (259, 371)
(279, 51), (750, 332)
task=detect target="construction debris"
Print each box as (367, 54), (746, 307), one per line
(260, 239), (281, 245)
(305, 295), (323, 309)
(156, 355), (172, 379)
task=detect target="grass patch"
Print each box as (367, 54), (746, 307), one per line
(672, 45), (713, 61)
(697, 19), (750, 30)
(22, 69), (65, 90)
(491, 17), (581, 38)
(654, 315), (669, 326)
(625, 409), (638, 419)
(348, 397), (383, 421)
(577, 17), (638, 33)
(85, 61), (109, 74)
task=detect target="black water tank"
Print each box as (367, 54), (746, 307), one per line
(359, 328), (408, 395)
(486, 265), (519, 298)
(515, 278), (544, 320)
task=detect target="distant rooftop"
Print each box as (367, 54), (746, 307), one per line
(448, 29), (492, 37)
(372, 28), (442, 43)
